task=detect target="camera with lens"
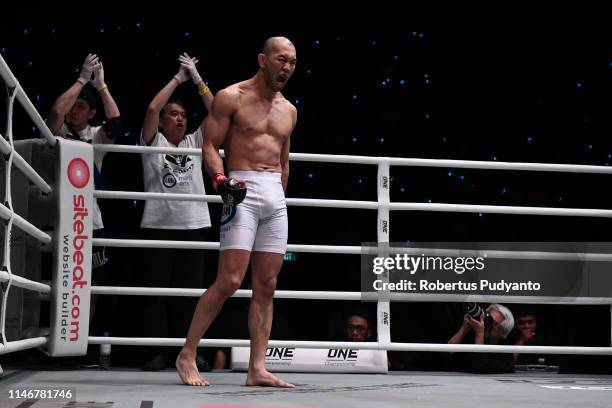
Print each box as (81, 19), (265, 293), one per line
(463, 303), (493, 326)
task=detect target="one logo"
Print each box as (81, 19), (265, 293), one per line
(220, 205), (237, 225)
(67, 158), (90, 189)
(162, 173), (177, 188)
(382, 176), (388, 189)
(327, 349), (358, 361)
(265, 347), (295, 360)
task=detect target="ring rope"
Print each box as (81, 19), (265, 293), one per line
(94, 143), (612, 174)
(1, 85), (17, 346)
(0, 55), (56, 145)
(86, 336), (612, 356)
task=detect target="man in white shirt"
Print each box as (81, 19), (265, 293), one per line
(139, 53), (213, 371)
(47, 54), (121, 339)
(48, 53), (121, 231)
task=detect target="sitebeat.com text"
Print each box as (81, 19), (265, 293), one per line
(372, 254), (485, 275)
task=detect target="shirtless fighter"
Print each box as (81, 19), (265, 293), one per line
(176, 36), (297, 387)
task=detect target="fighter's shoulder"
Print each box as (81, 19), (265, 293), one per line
(279, 96), (297, 119)
(213, 86), (240, 111)
(276, 93), (296, 110)
(216, 85), (241, 101)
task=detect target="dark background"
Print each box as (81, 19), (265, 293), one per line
(2, 14), (611, 372)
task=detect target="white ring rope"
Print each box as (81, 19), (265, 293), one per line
(95, 144), (200, 156)
(0, 59), (53, 244)
(0, 135), (51, 193)
(93, 144), (612, 174)
(94, 190), (380, 210)
(0, 56), (57, 357)
(95, 190), (222, 203)
(0, 205), (51, 244)
(95, 190), (612, 218)
(93, 238), (612, 263)
(87, 336), (612, 356)
(90, 287), (612, 305)
(0, 336), (47, 354)
(1, 85), (17, 346)
(0, 271), (50, 294)
(94, 238), (364, 255)
(390, 202), (612, 218)
(92, 286), (363, 300)
(0, 55), (56, 145)
(94, 238), (219, 250)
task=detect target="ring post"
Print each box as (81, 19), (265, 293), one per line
(48, 139), (93, 356)
(376, 159), (391, 347)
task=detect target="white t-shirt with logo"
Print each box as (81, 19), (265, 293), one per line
(58, 123), (107, 230)
(140, 128), (211, 229)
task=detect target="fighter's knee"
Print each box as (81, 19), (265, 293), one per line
(215, 275), (243, 298)
(253, 276), (277, 298)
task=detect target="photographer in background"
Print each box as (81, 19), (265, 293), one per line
(448, 303), (515, 373)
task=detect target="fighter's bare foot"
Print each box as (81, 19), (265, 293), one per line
(246, 369), (295, 388)
(176, 352), (209, 386)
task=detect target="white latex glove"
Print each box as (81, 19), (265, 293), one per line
(90, 61), (105, 90)
(173, 56), (190, 84)
(78, 53), (99, 84)
(178, 52), (203, 85)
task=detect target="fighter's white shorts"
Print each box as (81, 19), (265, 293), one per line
(219, 170), (288, 254)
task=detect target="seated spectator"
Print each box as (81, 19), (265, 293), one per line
(344, 309), (373, 342)
(510, 307), (553, 366)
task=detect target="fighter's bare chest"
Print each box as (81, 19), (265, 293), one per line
(232, 103), (293, 138)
